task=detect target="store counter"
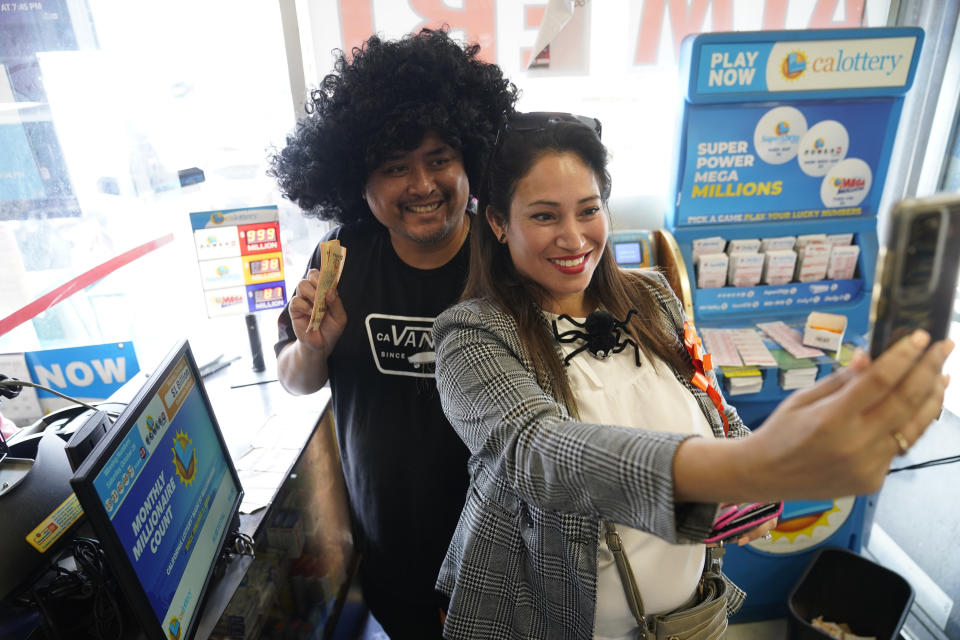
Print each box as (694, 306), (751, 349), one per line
(191, 370), (354, 639)
(2, 365), (354, 640)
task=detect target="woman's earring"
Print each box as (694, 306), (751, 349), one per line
(498, 233), (507, 244)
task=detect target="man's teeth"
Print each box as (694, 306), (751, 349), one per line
(551, 256), (586, 267)
(407, 202), (442, 213)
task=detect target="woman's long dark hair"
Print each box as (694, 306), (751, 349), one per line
(462, 118), (692, 413)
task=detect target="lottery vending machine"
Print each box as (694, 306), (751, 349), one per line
(666, 28), (923, 620)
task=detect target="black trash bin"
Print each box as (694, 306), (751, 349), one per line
(788, 547), (914, 640)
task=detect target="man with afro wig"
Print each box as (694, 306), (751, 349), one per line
(270, 28), (517, 638)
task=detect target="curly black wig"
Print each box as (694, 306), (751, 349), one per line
(269, 27), (519, 224)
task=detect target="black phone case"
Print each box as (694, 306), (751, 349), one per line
(869, 194), (960, 358)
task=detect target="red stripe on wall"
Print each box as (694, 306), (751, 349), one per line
(0, 233), (175, 336)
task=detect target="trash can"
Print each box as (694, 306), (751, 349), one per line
(787, 547), (914, 640)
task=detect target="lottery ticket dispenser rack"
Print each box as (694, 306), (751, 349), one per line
(667, 27), (922, 417)
(665, 27), (923, 622)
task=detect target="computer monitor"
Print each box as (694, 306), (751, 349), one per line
(70, 340), (243, 640)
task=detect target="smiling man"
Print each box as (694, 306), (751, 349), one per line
(269, 28), (517, 639)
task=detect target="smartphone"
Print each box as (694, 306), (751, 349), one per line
(703, 501), (783, 545)
(869, 193), (960, 359)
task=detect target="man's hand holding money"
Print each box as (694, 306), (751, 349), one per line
(288, 268), (348, 356)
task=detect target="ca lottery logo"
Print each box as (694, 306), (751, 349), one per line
(168, 616), (182, 640)
(780, 51), (807, 80)
(172, 430), (197, 485)
(365, 314), (437, 378)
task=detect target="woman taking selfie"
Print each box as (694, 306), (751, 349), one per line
(432, 112), (952, 640)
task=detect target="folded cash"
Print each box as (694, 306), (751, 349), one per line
(308, 239), (346, 331)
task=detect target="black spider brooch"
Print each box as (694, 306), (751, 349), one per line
(551, 309), (642, 367)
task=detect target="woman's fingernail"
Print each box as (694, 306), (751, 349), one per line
(912, 330), (930, 349)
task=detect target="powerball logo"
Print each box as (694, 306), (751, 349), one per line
(781, 51), (807, 80)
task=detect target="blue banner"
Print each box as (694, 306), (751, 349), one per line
(675, 100), (895, 225)
(686, 28), (922, 101)
(25, 342), (139, 399)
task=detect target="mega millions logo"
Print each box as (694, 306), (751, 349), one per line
(213, 294), (244, 309)
(172, 430), (197, 485)
(780, 51), (807, 80)
(775, 121), (790, 136)
(208, 211), (225, 225)
(832, 176), (867, 194)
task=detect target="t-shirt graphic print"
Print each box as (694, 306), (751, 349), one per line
(365, 313), (437, 377)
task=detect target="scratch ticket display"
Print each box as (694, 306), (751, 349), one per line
(826, 244), (860, 280)
(701, 328), (743, 367)
(756, 321), (825, 358)
(731, 329), (778, 367)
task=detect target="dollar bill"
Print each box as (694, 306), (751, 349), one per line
(308, 239), (346, 331)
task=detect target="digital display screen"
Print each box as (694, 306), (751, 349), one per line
(245, 227), (276, 244)
(86, 354), (239, 638)
(253, 286), (283, 305)
(249, 257), (280, 275)
(614, 241), (643, 265)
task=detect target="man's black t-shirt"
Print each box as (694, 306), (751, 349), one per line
(275, 220), (470, 604)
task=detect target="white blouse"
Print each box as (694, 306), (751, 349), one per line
(546, 313), (716, 640)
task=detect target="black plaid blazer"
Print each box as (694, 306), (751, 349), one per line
(433, 271), (749, 640)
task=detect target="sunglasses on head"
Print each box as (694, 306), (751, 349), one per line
(479, 112), (603, 210)
(500, 112), (602, 140)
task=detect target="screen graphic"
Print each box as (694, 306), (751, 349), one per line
(90, 355), (238, 638)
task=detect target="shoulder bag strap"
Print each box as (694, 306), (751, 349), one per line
(603, 521), (648, 630)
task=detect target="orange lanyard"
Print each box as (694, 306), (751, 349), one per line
(683, 321), (729, 436)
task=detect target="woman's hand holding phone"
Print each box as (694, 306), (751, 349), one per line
(742, 330), (952, 501)
(674, 331), (950, 504)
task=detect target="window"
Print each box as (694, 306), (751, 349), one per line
(298, 1), (890, 228)
(0, 0), (324, 366)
